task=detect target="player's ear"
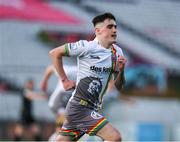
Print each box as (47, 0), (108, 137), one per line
(95, 27), (101, 35)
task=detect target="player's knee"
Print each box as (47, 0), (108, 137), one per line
(114, 132), (122, 141)
(111, 130), (122, 141)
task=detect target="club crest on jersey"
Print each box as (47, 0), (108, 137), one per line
(91, 111), (103, 119)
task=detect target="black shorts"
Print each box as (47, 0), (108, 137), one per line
(58, 99), (108, 141)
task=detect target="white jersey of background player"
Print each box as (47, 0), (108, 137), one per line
(40, 64), (77, 121)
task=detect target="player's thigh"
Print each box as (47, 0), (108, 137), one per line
(55, 133), (71, 142)
(96, 122), (121, 140)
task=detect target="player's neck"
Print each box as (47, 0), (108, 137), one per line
(95, 37), (112, 49)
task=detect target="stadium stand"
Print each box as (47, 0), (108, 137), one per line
(0, 0), (180, 141)
(82, 0), (180, 73)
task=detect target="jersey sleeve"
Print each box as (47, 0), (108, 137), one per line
(64, 40), (89, 57)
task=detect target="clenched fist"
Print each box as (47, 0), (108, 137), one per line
(118, 55), (126, 71)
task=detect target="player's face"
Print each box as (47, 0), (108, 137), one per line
(99, 19), (117, 44)
(26, 80), (34, 90)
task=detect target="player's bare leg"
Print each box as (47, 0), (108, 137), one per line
(55, 134), (72, 142)
(96, 123), (121, 141)
(13, 124), (23, 141)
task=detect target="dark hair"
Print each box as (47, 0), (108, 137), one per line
(92, 12), (116, 27)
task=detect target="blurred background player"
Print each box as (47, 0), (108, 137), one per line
(40, 64), (77, 140)
(13, 78), (47, 141)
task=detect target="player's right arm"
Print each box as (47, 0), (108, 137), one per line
(49, 44), (76, 91)
(49, 40), (88, 90)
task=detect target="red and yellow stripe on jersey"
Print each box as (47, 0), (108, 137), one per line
(111, 46), (117, 71)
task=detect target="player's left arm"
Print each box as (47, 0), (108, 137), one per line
(114, 55), (126, 90)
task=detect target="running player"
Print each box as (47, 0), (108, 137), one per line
(49, 12), (126, 141)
